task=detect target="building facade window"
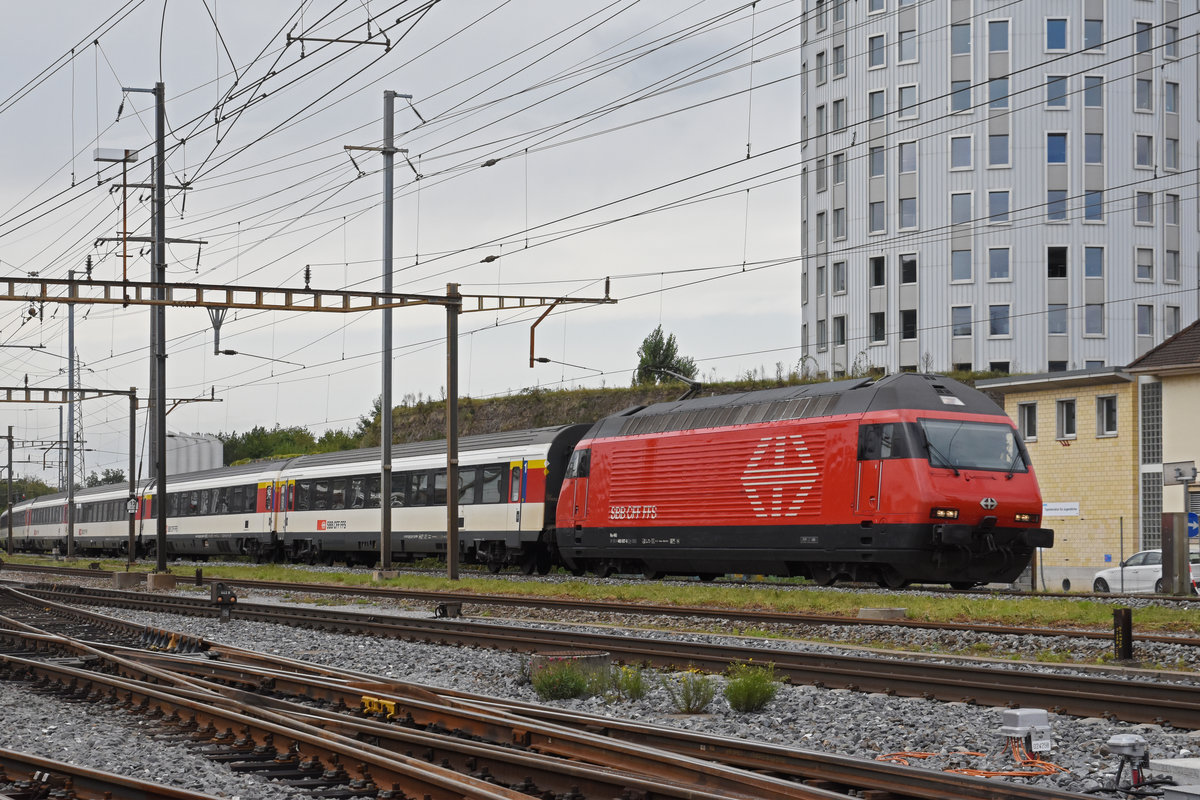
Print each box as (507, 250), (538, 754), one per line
(989, 77), (1010, 109)
(898, 29), (917, 62)
(1085, 133), (1103, 164)
(950, 136), (971, 169)
(1046, 18), (1067, 50)
(1136, 247), (1153, 281)
(1047, 190), (1067, 221)
(951, 23), (971, 55)
(1046, 75), (1068, 107)
(1085, 303), (1105, 335)
(900, 309), (917, 340)
(833, 260), (847, 292)
(1047, 132), (1067, 163)
(832, 152), (846, 184)
(1047, 246), (1067, 278)
(870, 256), (886, 287)
(1165, 251), (1179, 283)
(869, 146), (885, 177)
(951, 306), (972, 337)
(1166, 306), (1181, 337)
(898, 85), (918, 118)
(951, 249), (972, 281)
(989, 20), (1009, 52)
(1135, 192), (1153, 224)
(900, 254), (917, 284)
(898, 141), (917, 173)
(1018, 403), (1037, 441)
(951, 192), (972, 224)
(869, 201), (886, 233)
(1135, 21), (1152, 53)
(869, 90), (885, 120)
(989, 304), (1011, 337)
(1084, 75), (1103, 107)
(989, 247), (1010, 280)
(1048, 303), (1068, 334)
(1137, 304), (1154, 337)
(870, 312), (886, 343)
(951, 80), (972, 112)
(1084, 190), (1104, 221)
(833, 315), (846, 346)
(1084, 19), (1103, 49)
(988, 134), (1009, 166)
(899, 197), (917, 229)
(1097, 396), (1118, 437)
(1135, 78), (1152, 110)
(869, 35), (886, 68)
(1085, 247), (1104, 278)
(988, 190), (1010, 224)
(1056, 399), (1077, 439)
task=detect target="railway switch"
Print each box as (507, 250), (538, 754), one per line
(999, 708), (1052, 753)
(1108, 734), (1150, 787)
(211, 583), (237, 623)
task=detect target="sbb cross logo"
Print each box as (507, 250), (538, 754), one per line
(317, 520), (327, 531)
(741, 434), (819, 518)
(979, 497), (998, 510)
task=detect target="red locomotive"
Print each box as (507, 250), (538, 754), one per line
(555, 373), (1053, 588)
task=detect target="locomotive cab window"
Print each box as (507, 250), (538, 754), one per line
(919, 418), (1027, 473)
(857, 423), (920, 460)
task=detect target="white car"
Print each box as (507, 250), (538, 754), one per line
(1092, 550), (1199, 594)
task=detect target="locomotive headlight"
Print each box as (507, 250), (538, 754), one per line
(930, 507), (959, 520)
(1014, 512), (1040, 524)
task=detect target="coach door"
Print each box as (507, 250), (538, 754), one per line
(564, 448), (591, 528)
(273, 479), (293, 534)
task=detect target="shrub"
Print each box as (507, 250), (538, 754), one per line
(611, 664), (649, 701)
(662, 668), (715, 714)
(530, 660), (590, 700)
(723, 662), (779, 712)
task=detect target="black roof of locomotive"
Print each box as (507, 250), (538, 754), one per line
(586, 373), (1006, 439)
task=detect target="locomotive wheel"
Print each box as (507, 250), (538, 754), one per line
(697, 573), (718, 583)
(535, 548), (552, 575)
(520, 552), (537, 575)
(642, 565), (664, 580)
(594, 562), (614, 579)
(875, 568), (911, 590)
(809, 565), (838, 587)
(949, 581), (976, 590)
(487, 560), (503, 574)
(570, 566), (586, 577)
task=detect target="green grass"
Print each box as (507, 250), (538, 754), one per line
(9, 552), (1200, 637)
(529, 660), (590, 700)
(662, 668), (716, 714)
(723, 662), (780, 712)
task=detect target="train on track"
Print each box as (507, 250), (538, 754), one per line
(1, 373), (1053, 587)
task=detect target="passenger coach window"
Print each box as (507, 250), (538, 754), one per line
(510, 466), (522, 502)
(330, 478), (346, 510)
(243, 484), (257, 513)
(480, 465), (503, 504)
(458, 467), (478, 505)
(364, 475), (381, 508)
(313, 480), (329, 509)
(432, 471), (448, 505)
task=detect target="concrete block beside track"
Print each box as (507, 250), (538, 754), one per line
(857, 607), (907, 620)
(146, 572), (177, 591)
(113, 572), (145, 589)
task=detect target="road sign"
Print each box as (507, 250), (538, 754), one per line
(1164, 461), (1197, 486)
(126, 498), (139, 515)
(1189, 512), (1199, 539)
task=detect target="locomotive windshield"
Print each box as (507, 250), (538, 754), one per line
(918, 418), (1028, 473)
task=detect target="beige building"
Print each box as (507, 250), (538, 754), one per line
(979, 321), (1200, 591)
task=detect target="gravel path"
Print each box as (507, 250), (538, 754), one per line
(3, 568), (1200, 798)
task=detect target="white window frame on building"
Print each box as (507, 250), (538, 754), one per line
(1096, 396), (1118, 438)
(1056, 398), (1077, 440)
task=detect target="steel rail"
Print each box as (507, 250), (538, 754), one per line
(0, 747), (225, 800)
(6, 561), (1198, 645)
(17, 583), (1200, 730)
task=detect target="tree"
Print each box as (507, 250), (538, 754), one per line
(84, 468), (126, 487)
(633, 325), (697, 386)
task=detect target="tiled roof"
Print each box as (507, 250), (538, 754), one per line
(1126, 319), (1200, 373)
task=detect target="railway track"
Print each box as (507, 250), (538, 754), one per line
(16, 581), (1200, 730)
(0, 748), (226, 800)
(5, 560), (1199, 648)
(0, 585), (1093, 800)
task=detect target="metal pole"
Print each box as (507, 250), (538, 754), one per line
(380, 89), (395, 570)
(67, 270), (75, 558)
(128, 388), (137, 564)
(153, 81), (168, 573)
(446, 282), (460, 580)
(5, 426), (12, 557)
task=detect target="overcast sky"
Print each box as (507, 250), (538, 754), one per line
(0, 0), (802, 484)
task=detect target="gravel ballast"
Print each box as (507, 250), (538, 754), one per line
(3, 571), (1200, 798)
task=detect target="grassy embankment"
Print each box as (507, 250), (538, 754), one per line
(6, 553), (1196, 637)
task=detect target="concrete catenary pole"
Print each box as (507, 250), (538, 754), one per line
(153, 81), (168, 573)
(67, 270), (75, 558)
